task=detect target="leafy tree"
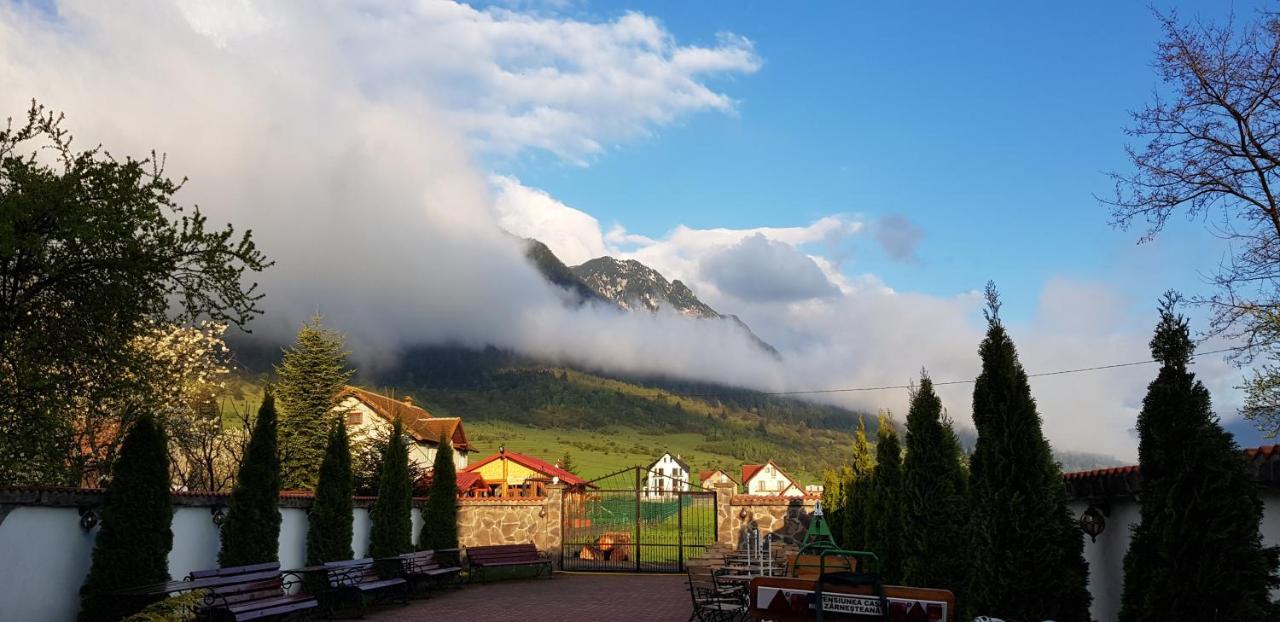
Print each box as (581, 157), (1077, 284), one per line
(1119, 294), (1280, 621)
(420, 434), (460, 551)
(369, 419), (413, 557)
(276, 316), (353, 490)
(966, 283), (1090, 621)
(840, 417), (876, 549)
(79, 415), (173, 622)
(864, 415), (904, 583)
(0, 102), (268, 486)
(900, 374), (969, 594)
(352, 423), (424, 497)
(218, 393), (281, 567)
(1103, 11), (1280, 436)
(558, 451), (576, 474)
(306, 421), (353, 565)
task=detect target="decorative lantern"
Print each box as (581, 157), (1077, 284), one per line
(78, 507), (99, 531)
(1079, 504), (1107, 542)
(211, 506), (228, 527)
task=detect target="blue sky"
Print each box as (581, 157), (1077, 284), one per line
(490, 1), (1259, 323)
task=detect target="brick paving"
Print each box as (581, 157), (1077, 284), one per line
(369, 572), (694, 622)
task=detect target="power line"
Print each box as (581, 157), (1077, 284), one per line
(679, 346), (1241, 398)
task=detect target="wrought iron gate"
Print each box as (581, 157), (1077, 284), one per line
(561, 467), (717, 572)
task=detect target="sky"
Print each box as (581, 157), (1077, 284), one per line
(0, 0), (1271, 460)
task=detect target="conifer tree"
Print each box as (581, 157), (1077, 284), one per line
(1118, 294), (1280, 621)
(219, 392), (282, 567)
(276, 316), (353, 490)
(369, 419), (412, 557)
(864, 415), (904, 583)
(966, 283), (1090, 621)
(79, 415), (173, 622)
(840, 417), (876, 549)
(420, 434), (460, 551)
(901, 374), (969, 593)
(306, 420), (353, 565)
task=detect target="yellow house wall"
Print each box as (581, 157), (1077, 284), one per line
(472, 458), (542, 485)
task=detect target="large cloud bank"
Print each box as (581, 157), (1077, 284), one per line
(0, 1), (1244, 459)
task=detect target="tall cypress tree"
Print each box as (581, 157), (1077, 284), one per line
(276, 316), (353, 490)
(840, 417), (876, 549)
(307, 420), (353, 565)
(901, 374), (969, 594)
(79, 415), (173, 622)
(864, 416), (904, 583)
(966, 283), (1090, 621)
(1119, 294), (1280, 621)
(420, 434), (459, 551)
(219, 392), (282, 567)
(369, 418), (412, 557)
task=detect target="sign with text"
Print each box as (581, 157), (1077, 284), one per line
(749, 577), (955, 621)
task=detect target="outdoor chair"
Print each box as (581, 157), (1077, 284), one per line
(686, 566), (749, 622)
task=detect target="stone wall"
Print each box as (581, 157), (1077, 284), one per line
(456, 484), (563, 565)
(713, 482), (819, 548)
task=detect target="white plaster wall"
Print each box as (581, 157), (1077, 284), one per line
(0, 507), (97, 622)
(168, 506), (221, 579)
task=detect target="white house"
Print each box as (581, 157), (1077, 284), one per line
(335, 386), (471, 472)
(742, 461), (804, 497)
(644, 452), (690, 497)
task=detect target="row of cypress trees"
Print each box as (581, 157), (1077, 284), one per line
(838, 286), (1280, 621)
(77, 390), (460, 621)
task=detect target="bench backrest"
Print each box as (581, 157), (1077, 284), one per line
(323, 558), (379, 587)
(184, 563), (286, 604)
(188, 562), (281, 580)
(467, 543), (541, 564)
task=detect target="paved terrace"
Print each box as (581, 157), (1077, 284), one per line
(370, 573), (694, 622)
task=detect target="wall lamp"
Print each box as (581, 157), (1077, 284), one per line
(78, 507), (99, 531)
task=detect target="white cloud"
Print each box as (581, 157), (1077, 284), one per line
(490, 175), (607, 264)
(700, 234), (840, 303)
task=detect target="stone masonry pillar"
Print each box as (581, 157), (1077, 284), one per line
(543, 483), (564, 569)
(713, 482), (736, 545)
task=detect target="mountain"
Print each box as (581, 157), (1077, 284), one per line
(521, 240), (779, 357)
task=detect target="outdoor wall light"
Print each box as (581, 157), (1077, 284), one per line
(738, 508), (749, 520)
(539, 507), (547, 518)
(78, 507), (98, 531)
(211, 506), (228, 527)
(1079, 504), (1108, 542)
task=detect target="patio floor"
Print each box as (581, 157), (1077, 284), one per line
(368, 572), (695, 621)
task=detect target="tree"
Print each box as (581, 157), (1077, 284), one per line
(558, 451), (576, 474)
(420, 434), (460, 551)
(966, 283), (1090, 621)
(0, 103), (268, 486)
(900, 374), (969, 594)
(1104, 11), (1280, 435)
(352, 423), (424, 497)
(369, 419), (413, 558)
(840, 417), (876, 549)
(276, 316), (353, 490)
(79, 415), (173, 622)
(218, 393), (281, 567)
(864, 414), (904, 584)
(307, 421), (353, 565)
(1119, 294), (1280, 621)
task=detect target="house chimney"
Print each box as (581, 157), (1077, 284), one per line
(403, 395), (413, 407)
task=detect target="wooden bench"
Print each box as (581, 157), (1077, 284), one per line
(187, 562), (317, 621)
(465, 543), (553, 583)
(389, 549), (462, 597)
(319, 558), (408, 618)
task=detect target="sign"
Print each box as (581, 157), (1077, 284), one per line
(749, 577), (955, 622)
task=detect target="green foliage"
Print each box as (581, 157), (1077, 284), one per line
(121, 590), (203, 622)
(369, 419), (413, 557)
(966, 284), (1090, 622)
(307, 421), (353, 565)
(352, 423), (425, 497)
(864, 417), (904, 583)
(420, 435), (460, 551)
(218, 393), (281, 567)
(276, 316), (353, 490)
(840, 418), (877, 549)
(0, 102), (268, 486)
(1119, 295), (1280, 622)
(558, 451), (576, 474)
(79, 415), (173, 622)
(900, 375), (969, 593)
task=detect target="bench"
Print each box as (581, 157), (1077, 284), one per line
(187, 562), (317, 621)
(465, 543), (553, 583)
(319, 558), (408, 618)
(389, 549), (462, 597)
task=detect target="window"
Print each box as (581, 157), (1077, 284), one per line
(346, 411), (362, 425)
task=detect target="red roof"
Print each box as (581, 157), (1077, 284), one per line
(698, 469), (738, 485)
(413, 471), (488, 493)
(742, 464), (764, 484)
(464, 450), (589, 487)
(1063, 444), (1280, 500)
(338, 386), (471, 451)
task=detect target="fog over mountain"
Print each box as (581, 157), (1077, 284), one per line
(0, 1), (1254, 460)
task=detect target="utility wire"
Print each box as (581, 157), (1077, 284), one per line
(678, 346), (1241, 398)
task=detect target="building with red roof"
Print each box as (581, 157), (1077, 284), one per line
(464, 447), (589, 497)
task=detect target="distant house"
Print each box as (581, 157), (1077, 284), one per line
(698, 469), (739, 493)
(644, 452), (690, 498)
(335, 386), (471, 471)
(742, 461), (804, 497)
(464, 448), (589, 497)
(414, 470), (489, 498)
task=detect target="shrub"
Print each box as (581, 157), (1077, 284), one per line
(369, 419), (412, 557)
(420, 434), (459, 551)
(218, 393), (281, 567)
(307, 420), (353, 565)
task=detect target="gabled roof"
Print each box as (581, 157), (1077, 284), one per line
(741, 461), (801, 488)
(338, 386), (471, 451)
(1063, 444), (1280, 500)
(698, 469), (738, 485)
(646, 452), (690, 473)
(412, 471), (487, 494)
(464, 450), (589, 487)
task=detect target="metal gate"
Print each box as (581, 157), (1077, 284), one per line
(561, 467), (717, 572)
